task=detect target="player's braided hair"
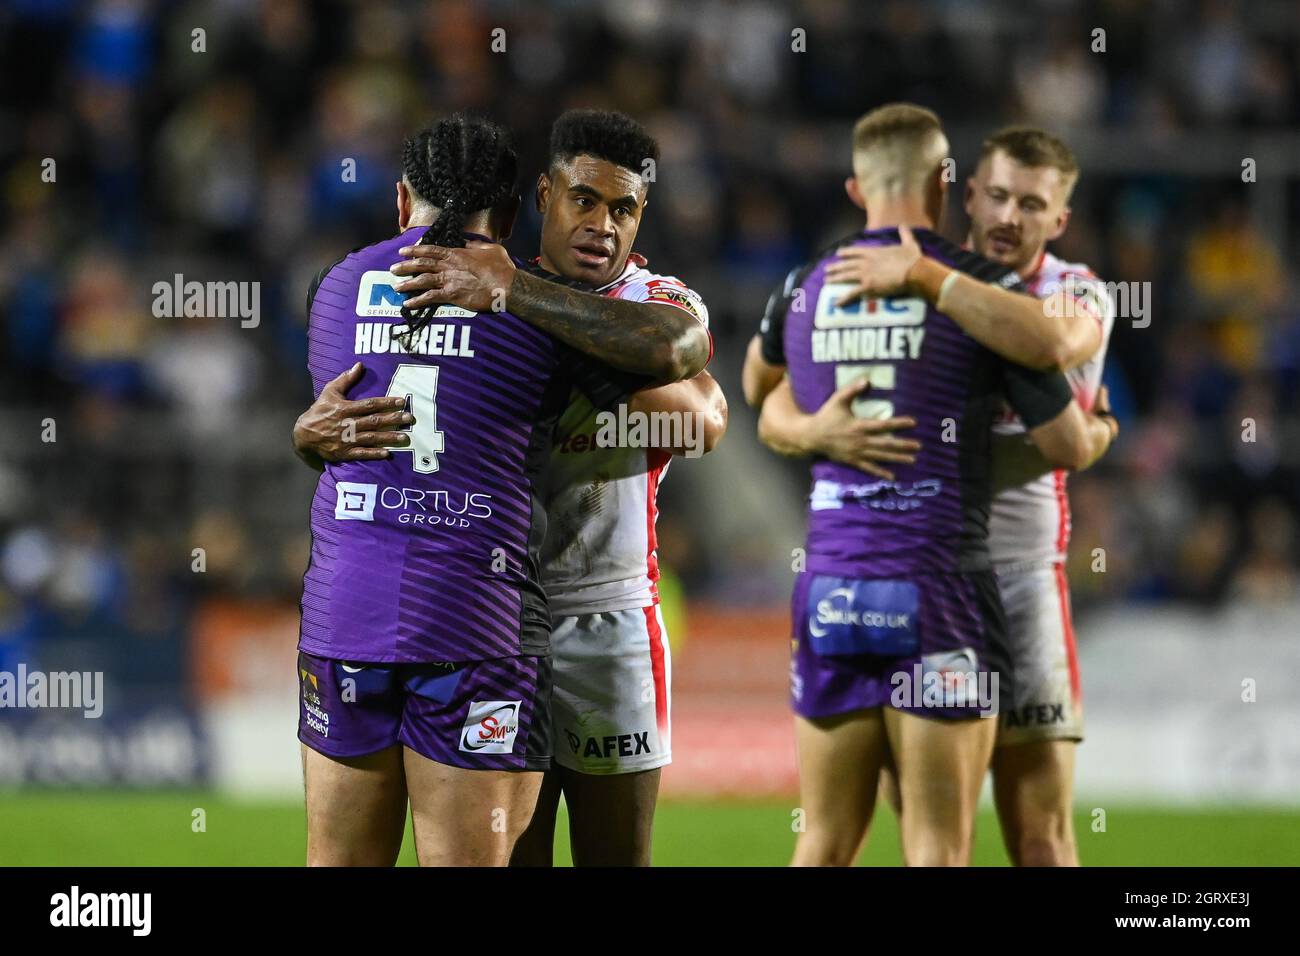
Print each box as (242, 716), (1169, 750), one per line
(399, 114), (517, 339)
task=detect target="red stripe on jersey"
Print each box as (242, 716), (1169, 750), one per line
(1054, 468), (1070, 555)
(642, 605), (669, 735)
(1054, 564), (1082, 706)
(645, 452), (670, 600)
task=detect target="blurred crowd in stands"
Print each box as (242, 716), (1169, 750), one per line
(1, 0), (1298, 687)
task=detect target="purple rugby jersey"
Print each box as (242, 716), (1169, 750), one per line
(299, 227), (635, 664)
(759, 227), (1072, 580)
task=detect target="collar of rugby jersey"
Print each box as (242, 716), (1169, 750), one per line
(526, 253), (648, 294)
(400, 225), (497, 246)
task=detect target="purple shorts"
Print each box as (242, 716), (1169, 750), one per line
(297, 651), (552, 771)
(789, 570), (1010, 721)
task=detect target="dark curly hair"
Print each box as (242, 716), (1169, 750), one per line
(548, 109), (659, 176)
(399, 113), (517, 335)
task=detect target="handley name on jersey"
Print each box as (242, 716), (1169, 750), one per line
(810, 285), (926, 363)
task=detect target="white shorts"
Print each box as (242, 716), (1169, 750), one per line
(994, 562), (1083, 747)
(550, 605), (672, 775)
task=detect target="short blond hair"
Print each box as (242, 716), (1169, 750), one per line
(979, 125), (1080, 195)
(851, 103), (948, 197)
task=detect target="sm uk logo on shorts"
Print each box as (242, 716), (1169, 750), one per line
(459, 700), (522, 754)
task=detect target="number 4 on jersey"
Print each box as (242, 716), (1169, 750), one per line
(386, 363), (445, 473)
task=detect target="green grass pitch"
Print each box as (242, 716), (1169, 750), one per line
(1, 792), (1297, 865)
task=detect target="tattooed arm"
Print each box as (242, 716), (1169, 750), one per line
(506, 268), (710, 382)
(390, 241), (710, 382)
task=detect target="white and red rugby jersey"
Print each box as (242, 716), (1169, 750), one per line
(989, 250), (1115, 567)
(540, 254), (710, 616)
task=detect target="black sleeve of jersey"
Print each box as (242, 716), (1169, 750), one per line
(307, 254), (348, 315)
(757, 271), (798, 366)
(759, 234), (876, 366)
(563, 345), (656, 410)
(1001, 362), (1073, 429)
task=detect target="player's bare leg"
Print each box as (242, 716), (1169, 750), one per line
(791, 709), (889, 866)
(878, 757), (902, 815)
(509, 768), (564, 866)
(875, 755), (906, 859)
(561, 766), (660, 866)
(992, 739), (1079, 866)
(302, 743), (407, 867)
(403, 748), (542, 866)
(883, 710), (995, 866)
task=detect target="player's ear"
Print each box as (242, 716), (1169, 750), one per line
(497, 194), (522, 242)
(396, 180), (412, 229)
(963, 178), (975, 215)
(845, 176), (866, 211)
(928, 167), (948, 230)
(933, 165), (949, 200)
(535, 172), (551, 214)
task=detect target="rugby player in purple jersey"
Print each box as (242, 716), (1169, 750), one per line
(762, 126), (1118, 866)
(742, 104), (1118, 866)
(297, 113), (711, 867)
(296, 111), (723, 866)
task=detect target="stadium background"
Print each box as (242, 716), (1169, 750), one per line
(2, 0), (1299, 865)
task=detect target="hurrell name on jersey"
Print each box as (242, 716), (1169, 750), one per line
(354, 319), (476, 357)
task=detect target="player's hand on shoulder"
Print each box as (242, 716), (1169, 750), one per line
(293, 363), (413, 465)
(809, 378), (921, 481)
(824, 223), (924, 306)
(391, 240), (516, 312)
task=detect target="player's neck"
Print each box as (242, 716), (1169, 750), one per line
(863, 197), (934, 232)
(1017, 246), (1048, 280)
(402, 211), (499, 241)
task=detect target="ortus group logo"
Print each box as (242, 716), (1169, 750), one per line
(332, 482), (493, 528)
(808, 477), (943, 513)
(459, 700), (521, 754)
(334, 481), (378, 521)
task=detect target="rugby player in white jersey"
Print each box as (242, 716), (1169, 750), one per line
(752, 126), (1115, 866)
(295, 110), (723, 866)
